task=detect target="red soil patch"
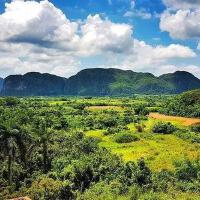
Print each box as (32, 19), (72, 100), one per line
(149, 113), (200, 126)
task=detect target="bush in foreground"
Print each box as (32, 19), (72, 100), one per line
(190, 125), (200, 133)
(152, 122), (176, 134)
(114, 133), (139, 143)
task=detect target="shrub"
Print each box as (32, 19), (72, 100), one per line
(152, 122), (176, 134)
(174, 159), (200, 183)
(190, 124), (200, 133)
(115, 133), (139, 143)
(4, 97), (20, 107)
(103, 126), (129, 136)
(174, 129), (200, 143)
(135, 124), (144, 132)
(27, 177), (65, 200)
(134, 105), (149, 116)
(77, 181), (124, 200)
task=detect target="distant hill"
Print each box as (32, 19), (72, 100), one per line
(159, 71), (200, 94)
(64, 68), (173, 95)
(1, 68), (200, 96)
(1, 72), (66, 96)
(0, 78), (3, 91)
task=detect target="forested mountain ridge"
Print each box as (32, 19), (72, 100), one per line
(159, 71), (200, 94)
(1, 68), (200, 96)
(0, 77), (3, 91)
(1, 72), (66, 96)
(64, 68), (174, 95)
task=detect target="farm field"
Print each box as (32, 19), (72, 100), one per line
(0, 91), (200, 199)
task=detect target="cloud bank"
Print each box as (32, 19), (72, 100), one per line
(0, 0), (198, 78)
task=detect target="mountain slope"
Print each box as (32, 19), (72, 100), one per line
(159, 71), (200, 94)
(109, 70), (173, 95)
(64, 68), (173, 95)
(1, 72), (66, 96)
(64, 68), (116, 96)
(0, 78), (3, 92)
(1, 68), (200, 96)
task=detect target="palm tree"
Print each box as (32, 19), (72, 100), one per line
(33, 118), (53, 173)
(0, 125), (32, 186)
(0, 125), (18, 186)
(12, 126), (33, 169)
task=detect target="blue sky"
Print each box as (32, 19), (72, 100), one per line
(0, 0), (199, 78)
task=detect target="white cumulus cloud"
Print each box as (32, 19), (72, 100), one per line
(79, 14), (133, 55)
(160, 9), (200, 39)
(0, 0), (79, 49)
(125, 39), (196, 66)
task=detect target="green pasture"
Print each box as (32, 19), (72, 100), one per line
(86, 118), (200, 171)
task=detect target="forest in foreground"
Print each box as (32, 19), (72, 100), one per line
(0, 89), (200, 200)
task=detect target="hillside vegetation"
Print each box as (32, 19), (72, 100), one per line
(0, 94), (200, 199)
(161, 89), (200, 118)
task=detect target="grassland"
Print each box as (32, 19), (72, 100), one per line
(47, 98), (200, 172)
(85, 106), (200, 171)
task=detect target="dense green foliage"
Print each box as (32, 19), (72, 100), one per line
(0, 95), (200, 199)
(161, 89), (200, 117)
(1, 68), (200, 96)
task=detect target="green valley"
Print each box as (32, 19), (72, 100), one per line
(0, 90), (200, 199)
